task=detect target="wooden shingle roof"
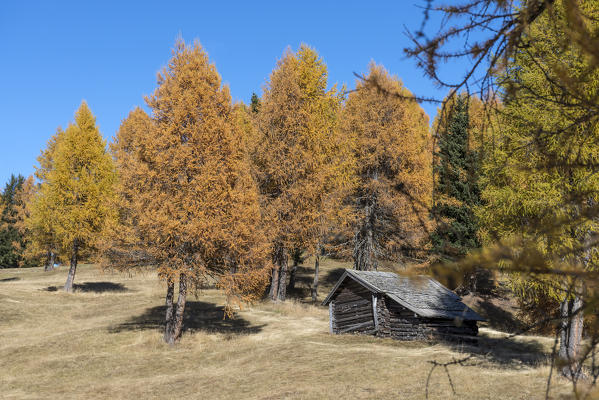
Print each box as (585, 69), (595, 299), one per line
(322, 269), (485, 322)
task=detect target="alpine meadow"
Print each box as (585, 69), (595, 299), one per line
(2, 1), (599, 399)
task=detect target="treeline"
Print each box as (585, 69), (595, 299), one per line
(1, 40), (495, 344)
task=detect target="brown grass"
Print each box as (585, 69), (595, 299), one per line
(0, 260), (576, 399)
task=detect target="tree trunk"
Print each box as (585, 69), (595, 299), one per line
(277, 247), (288, 301)
(64, 239), (78, 292)
(269, 266), (280, 301)
(171, 273), (187, 342)
(44, 250), (55, 272)
(311, 253), (320, 302)
(288, 258), (298, 292)
(163, 277), (175, 344)
(354, 200), (377, 271)
(558, 294), (584, 379)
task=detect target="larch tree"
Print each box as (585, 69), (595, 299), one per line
(478, 0), (599, 378)
(35, 102), (117, 291)
(106, 39), (271, 344)
(12, 175), (37, 267)
(255, 45), (354, 301)
(27, 129), (64, 271)
(342, 63), (432, 271)
(404, 0), (599, 388)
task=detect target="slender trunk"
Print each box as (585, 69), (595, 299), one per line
(171, 273), (187, 342)
(558, 294), (584, 379)
(64, 239), (78, 292)
(44, 250), (55, 272)
(311, 252), (320, 302)
(163, 277), (175, 344)
(269, 266), (280, 301)
(277, 247), (288, 301)
(354, 200), (377, 271)
(288, 258), (298, 292)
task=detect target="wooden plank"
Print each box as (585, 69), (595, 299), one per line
(339, 320), (373, 334)
(336, 310), (373, 319)
(335, 315), (375, 326)
(337, 304), (372, 313)
(334, 298), (371, 307)
(329, 302), (334, 334)
(336, 304), (372, 313)
(372, 294), (379, 332)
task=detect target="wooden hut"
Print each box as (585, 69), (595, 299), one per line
(322, 269), (485, 341)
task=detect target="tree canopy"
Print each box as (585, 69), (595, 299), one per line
(255, 45), (354, 301)
(342, 63), (432, 271)
(106, 39), (271, 343)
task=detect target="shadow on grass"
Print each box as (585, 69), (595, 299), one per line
(286, 265), (313, 299)
(282, 266), (347, 303)
(44, 282), (130, 293)
(446, 332), (549, 368)
(110, 301), (265, 335)
(475, 298), (525, 333)
(0, 277), (20, 282)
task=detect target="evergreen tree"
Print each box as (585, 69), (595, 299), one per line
(0, 174), (25, 267)
(250, 92), (261, 114)
(430, 95), (481, 262)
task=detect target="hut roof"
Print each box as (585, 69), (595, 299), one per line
(322, 269), (485, 322)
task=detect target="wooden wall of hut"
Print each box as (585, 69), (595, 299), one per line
(329, 279), (479, 343)
(329, 280), (376, 335)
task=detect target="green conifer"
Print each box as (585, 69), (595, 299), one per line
(431, 95), (481, 262)
(0, 174), (25, 267)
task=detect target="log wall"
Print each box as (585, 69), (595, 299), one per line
(376, 296), (478, 342)
(329, 280), (478, 343)
(330, 280), (375, 335)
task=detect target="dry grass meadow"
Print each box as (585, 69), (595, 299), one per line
(0, 259), (577, 399)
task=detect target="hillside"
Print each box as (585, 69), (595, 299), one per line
(1, 261), (573, 399)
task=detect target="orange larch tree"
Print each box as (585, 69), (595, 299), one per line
(255, 45), (354, 301)
(343, 63), (433, 271)
(106, 39), (271, 344)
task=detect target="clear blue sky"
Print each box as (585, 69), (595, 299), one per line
(0, 0), (459, 188)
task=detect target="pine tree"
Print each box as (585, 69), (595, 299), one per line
(255, 45), (354, 301)
(250, 92), (261, 114)
(0, 174), (25, 267)
(342, 63), (432, 271)
(35, 102), (117, 291)
(106, 40), (271, 344)
(430, 95), (481, 267)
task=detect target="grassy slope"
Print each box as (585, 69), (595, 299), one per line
(0, 260), (573, 399)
